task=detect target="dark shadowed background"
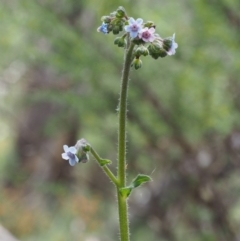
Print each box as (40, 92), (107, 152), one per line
(0, 0), (240, 241)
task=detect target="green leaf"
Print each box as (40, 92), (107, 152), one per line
(99, 159), (112, 167)
(119, 174), (152, 199)
(132, 174), (152, 188)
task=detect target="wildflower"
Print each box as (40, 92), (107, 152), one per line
(138, 27), (155, 42)
(61, 145), (79, 166)
(124, 17), (143, 38)
(164, 33), (178, 56)
(97, 23), (108, 34)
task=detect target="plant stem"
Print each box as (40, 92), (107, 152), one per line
(118, 41), (135, 186)
(90, 147), (118, 186)
(117, 40), (135, 241)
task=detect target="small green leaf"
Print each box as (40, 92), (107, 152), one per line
(132, 174), (152, 188)
(99, 159), (112, 166)
(119, 174), (152, 199)
(119, 187), (133, 198)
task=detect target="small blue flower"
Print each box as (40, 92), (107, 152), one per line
(124, 17), (143, 39)
(166, 33), (178, 56)
(97, 23), (108, 34)
(61, 145), (79, 166)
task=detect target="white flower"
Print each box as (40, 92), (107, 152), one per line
(61, 145), (79, 166)
(124, 17), (143, 38)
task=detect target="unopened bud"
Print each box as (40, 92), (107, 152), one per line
(116, 6), (127, 18)
(112, 25), (120, 35)
(131, 58), (142, 70)
(148, 42), (167, 59)
(75, 138), (90, 163)
(110, 11), (117, 17)
(162, 34), (178, 56)
(144, 21), (155, 28)
(108, 24), (113, 32)
(114, 37), (126, 47)
(148, 43), (161, 54)
(135, 45), (149, 57)
(101, 16), (112, 24)
(163, 38), (172, 52)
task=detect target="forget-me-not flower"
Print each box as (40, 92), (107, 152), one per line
(61, 145), (79, 166)
(166, 33), (178, 56)
(97, 23), (108, 34)
(124, 17), (143, 38)
(138, 27), (155, 42)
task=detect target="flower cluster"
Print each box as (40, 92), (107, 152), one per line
(61, 139), (90, 166)
(97, 6), (178, 69)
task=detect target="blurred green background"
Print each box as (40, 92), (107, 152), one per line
(0, 0), (240, 241)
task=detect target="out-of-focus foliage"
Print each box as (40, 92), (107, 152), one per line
(0, 0), (240, 241)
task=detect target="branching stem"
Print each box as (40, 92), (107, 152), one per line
(90, 147), (118, 186)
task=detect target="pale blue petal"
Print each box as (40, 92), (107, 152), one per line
(69, 158), (76, 166)
(63, 145), (69, 152)
(124, 26), (131, 32)
(62, 153), (69, 160)
(129, 17), (135, 24)
(130, 31), (138, 38)
(136, 18), (143, 25)
(69, 146), (77, 154)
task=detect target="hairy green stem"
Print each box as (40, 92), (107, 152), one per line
(117, 40), (135, 241)
(118, 41), (135, 186)
(90, 147), (118, 186)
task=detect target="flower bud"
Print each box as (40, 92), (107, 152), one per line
(135, 45), (149, 57)
(75, 138), (88, 152)
(148, 42), (167, 59)
(101, 16), (112, 24)
(150, 49), (167, 59)
(108, 24), (113, 32)
(131, 38), (145, 45)
(112, 25), (120, 35)
(113, 19), (124, 31)
(110, 11), (117, 17)
(148, 42), (161, 53)
(74, 138), (90, 163)
(158, 49), (168, 58)
(144, 21), (155, 28)
(163, 34), (178, 56)
(116, 6), (126, 18)
(149, 53), (160, 59)
(119, 24), (123, 32)
(131, 58), (142, 70)
(163, 38), (172, 51)
(114, 37), (126, 47)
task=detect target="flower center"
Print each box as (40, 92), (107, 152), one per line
(67, 152), (75, 159)
(142, 31), (150, 39)
(131, 24), (138, 31)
